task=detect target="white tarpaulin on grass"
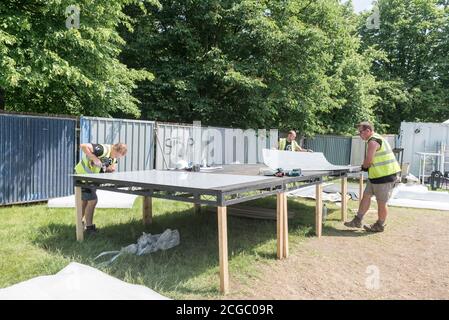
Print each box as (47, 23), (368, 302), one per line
(0, 262), (169, 300)
(286, 184), (342, 202)
(48, 190), (138, 208)
(388, 184), (449, 211)
(262, 148), (358, 171)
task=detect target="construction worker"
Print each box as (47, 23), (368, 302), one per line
(75, 143), (127, 235)
(278, 130), (312, 152)
(344, 122), (400, 232)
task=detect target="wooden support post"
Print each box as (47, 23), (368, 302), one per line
(217, 206), (229, 294)
(341, 176), (348, 222)
(315, 183), (323, 238)
(143, 196), (152, 225)
(276, 192), (284, 259)
(359, 173), (364, 204)
(75, 187), (84, 241)
(282, 193), (289, 259)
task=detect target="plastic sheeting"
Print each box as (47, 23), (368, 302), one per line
(262, 149), (359, 171)
(94, 229), (180, 266)
(388, 184), (449, 211)
(47, 190), (138, 208)
(286, 183), (359, 202)
(0, 262), (169, 300)
(287, 184), (341, 202)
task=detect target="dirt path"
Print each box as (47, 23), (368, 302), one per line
(228, 208), (449, 299)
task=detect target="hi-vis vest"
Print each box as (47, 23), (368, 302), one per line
(367, 133), (401, 179)
(279, 138), (301, 151)
(75, 144), (113, 174)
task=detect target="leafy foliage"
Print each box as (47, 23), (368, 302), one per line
(359, 0), (449, 132)
(0, 0), (154, 117)
(121, 0), (378, 135)
(2, 0), (447, 135)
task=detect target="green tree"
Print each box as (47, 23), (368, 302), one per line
(121, 0), (378, 135)
(358, 0), (449, 131)
(0, 0), (154, 117)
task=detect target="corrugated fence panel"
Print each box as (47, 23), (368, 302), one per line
(155, 123), (192, 170)
(0, 114), (76, 205)
(155, 123), (278, 169)
(304, 135), (352, 165)
(399, 122), (449, 177)
(80, 117), (155, 172)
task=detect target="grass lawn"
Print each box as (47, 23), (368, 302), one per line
(0, 193), (351, 299)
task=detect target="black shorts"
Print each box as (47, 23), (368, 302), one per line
(81, 187), (97, 201)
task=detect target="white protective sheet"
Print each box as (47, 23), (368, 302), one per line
(47, 190), (138, 208)
(0, 262), (169, 300)
(388, 184), (449, 211)
(286, 183), (342, 202)
(262, 148), (356, 171)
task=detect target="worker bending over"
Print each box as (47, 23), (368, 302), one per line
(74, 143), (127, 235)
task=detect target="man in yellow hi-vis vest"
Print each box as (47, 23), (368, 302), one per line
(75, 143), (127, 235)
(344, 122), (400, 232)
(278, 130), (312, 152)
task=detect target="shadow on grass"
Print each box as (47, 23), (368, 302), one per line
(31, 197), (322, 296)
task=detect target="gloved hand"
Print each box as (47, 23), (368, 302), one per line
(361, 165), (369, 172)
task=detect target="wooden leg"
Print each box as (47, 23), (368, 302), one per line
(315, 183), (323, 238)
(217, 206), (229, 294)
(143, 196), (152, 225)
(276, 192), (284, 259)
(341, 176), (348, 222)
(359, 173), (364, 204)
(283, 193), (288, 259)
(75, 187), (84, 241)
(194, 195), (201, 214)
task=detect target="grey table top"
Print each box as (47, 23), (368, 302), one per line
(73, 168), (278, 192)
(73, 164), (353, 192)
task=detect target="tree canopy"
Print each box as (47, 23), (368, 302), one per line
(358, 0), (449, 132)
(0, 0), (153, 117)
(1, 0), (448, 135)
(121, 0), (378, 135)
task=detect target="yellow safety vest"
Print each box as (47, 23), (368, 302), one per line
(367, 133), (401, 179)
(279, 138), (301, 151)
(75, 144), (113, 174)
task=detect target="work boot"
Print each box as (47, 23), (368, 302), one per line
(85, 224), (99, 236)
(344, 216), (362, 228)
(363, 221), (385, 233)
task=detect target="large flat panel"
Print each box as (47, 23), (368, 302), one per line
(0, 114), (76, 205)
(74, 169), (274, 191)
